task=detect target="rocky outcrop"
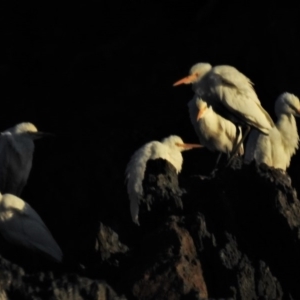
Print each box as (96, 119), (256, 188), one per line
(124, 158), (298, 299)
(1, 157), (300, 299)
(0, 255), (126, 300)
(128, 216), (208, 300)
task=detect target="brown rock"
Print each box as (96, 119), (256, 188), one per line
(131, 216), (208, 300)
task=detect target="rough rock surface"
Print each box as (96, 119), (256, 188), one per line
(128, 216), (208, 300)
(0, 255), (126, 300)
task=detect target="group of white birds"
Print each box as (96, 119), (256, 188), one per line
(0, 123), (63, 264)
(0, 63), (296, 268)
(1, 64), (296, 266)
(126, 62), (300, 225)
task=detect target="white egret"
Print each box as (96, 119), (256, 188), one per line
(125, 135), (202, 225)
(244, 92), (300, 171)
(0, 192), (63, 263)
(173, 63), (275, 156)
(174, 63), (274, 132)
(189, 96), (244, 163)
(0, 122), (51, 196)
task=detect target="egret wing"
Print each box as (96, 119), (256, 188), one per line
(0, 134), (14, 193)
(125, 141), (168, 224)
(212, 65), (256, 94)
(203, 66), (274, 132)
(0, 198), (62, 262)
(0, 134), (28, 196)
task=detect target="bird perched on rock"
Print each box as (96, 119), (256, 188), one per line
(188, 96), (243, 166)
(173, 63), (275, 156)
(0, 122), (51, 196)
(0, 192), (63, 263)
(244, 92), (300, 171)
(125, 135), (202, 225)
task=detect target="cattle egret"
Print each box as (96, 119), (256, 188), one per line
(0, 122), (50, 196)
(174, 63), (274, 132)
(125, 135), (202, 225)
(244, 92), (300, 171)
(0, 192), (63, 263)
(189, 96), (244, 164)
(173, 63), (275, 157)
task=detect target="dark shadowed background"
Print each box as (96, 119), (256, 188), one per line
(1, 0), (300, 263)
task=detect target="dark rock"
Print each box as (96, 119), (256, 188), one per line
(126, 216), (208, 300)
(139, 158), (185, 227)
(187, 214), (283, 299)
(95, 222), (129, 261)
(1, 148), (300, 299)
(0, 255), (126, 300)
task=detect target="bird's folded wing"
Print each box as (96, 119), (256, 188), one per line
(1, 203), (63, 262)
(212, 65), (256, 92)
(0, 135), (14, 190)
(125, 141), (168, 224)
(204, 67), (274, 130)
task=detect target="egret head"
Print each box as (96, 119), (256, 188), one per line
(7, 122), (54, 139)
(173, 63), (212, 86)
(275, 93), (300, 117)
(13, 123), (38, 134)
(161, 135), (202, 152)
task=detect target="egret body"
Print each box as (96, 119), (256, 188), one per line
(0, 122), (48, 196)
(244, 92), (300, 171)
(0, 192), (63, 263)
(189, 96), (244, 157)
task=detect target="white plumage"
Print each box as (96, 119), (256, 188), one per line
(0, 192), (63, 263)
(188, 95), (244, 157)
(0, 122), (47, 196)
(125, 135), (202, 225)
(244, 92), (300, 171)
(174, 63), (274, 134)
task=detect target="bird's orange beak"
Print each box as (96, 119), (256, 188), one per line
(173, 73), (199, 86)
(197, 107), (207, 121)
(175, 143), (202, 149)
